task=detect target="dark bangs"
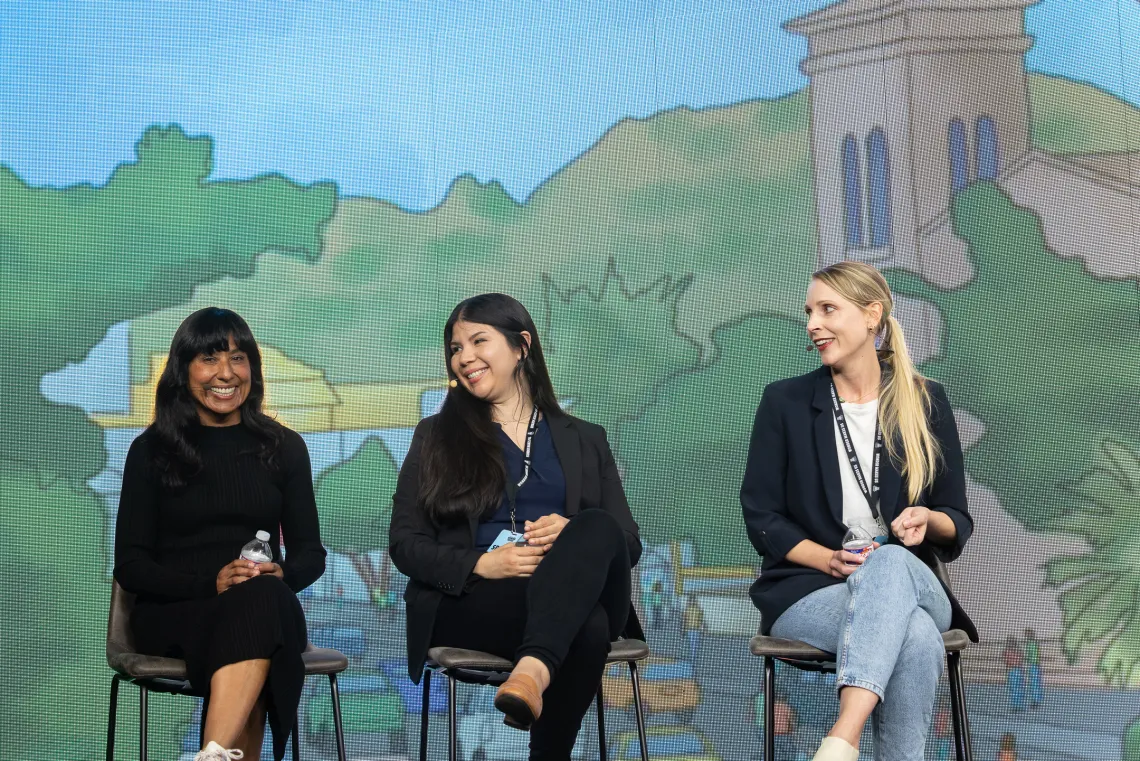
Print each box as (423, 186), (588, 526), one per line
(150, 306), (281, 488)
(173, 307), (262, 368)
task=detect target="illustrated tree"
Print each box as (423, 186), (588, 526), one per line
(0, 463), (129, 757)
(1041, 440), (1140, 759)
(0, 125), (335, 481)
(314, 438), (400, 604)
(617, 314), (817, 565)
(888, 183), (1140, 758)
(542, 263), (702, 433)
(1126, 721), (1140, 761)
(0, 125), (335, 758)
(887, 183), (1140, 532)
(126, 90), (817, 387)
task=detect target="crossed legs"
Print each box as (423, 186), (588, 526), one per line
(205, 658), (271, 759)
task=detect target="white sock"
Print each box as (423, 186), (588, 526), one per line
(812, 736), (859, 761)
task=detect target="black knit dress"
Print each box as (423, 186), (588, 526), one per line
(114, 422), (326, 760)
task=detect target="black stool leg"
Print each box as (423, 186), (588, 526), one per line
(292, 717), (302, 761)
(329, 674), (347, 761)
(628, 663), (649, 761)
(596, 684), (607, 761)
(420, 670), (432, 761)
(763, 658), (776, 761)
(138, 685), (149, 761)
(199, 698), (208, 749)
(947, 652), (973, 761)
(447, 675), (458, 761)
(106, 675), (120, 761)
(947, 653), (965, 761)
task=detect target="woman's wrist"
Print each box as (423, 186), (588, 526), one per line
(785, 539), (835, 575)
(924, 509), (957, 544)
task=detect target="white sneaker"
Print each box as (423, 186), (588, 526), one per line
(194, 741), (245, 761)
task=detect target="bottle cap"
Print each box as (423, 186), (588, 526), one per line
(255, 530), (271, 542)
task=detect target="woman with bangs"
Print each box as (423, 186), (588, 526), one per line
(114, 307), (326, 761)
(741, 262), (977, 761)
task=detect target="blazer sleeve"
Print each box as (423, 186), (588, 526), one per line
(387, 418), (484, 596)
(740, 384), (810, 564)
(923, 381), (973, 562)
(596, 426), (643, 567)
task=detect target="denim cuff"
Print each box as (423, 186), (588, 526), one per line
(834, 674), (885, 702)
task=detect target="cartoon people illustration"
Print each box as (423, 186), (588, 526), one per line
(1023, 628), (1044, 709)
(1002, 636), (1026, 712)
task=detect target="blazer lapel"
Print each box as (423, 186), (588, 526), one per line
(878, 445), (903, 526)
(548, 414), (582, 516)
(812, 372), (845, 525)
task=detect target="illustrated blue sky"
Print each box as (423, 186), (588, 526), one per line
(1, 0), (1137, 212)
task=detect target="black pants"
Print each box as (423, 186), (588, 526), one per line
(431, 509), (632, 760)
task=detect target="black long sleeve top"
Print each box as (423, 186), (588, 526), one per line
(114, 423), (326, 604)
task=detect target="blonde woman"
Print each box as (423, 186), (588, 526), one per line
(740, 262), (977, 761)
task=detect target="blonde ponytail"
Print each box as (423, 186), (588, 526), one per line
(878, 313), (940, 503)
(812, 262), (941, 502)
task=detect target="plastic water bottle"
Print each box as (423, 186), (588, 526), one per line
(240, 530), (274, 564)
(842, 523), (875, 566)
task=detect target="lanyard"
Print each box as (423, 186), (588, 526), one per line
(503, 406), (541, 533)
(829, 381), (883, 522)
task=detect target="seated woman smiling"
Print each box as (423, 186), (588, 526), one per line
(114, 307), (325, 761)
(389, 293), (643, 761)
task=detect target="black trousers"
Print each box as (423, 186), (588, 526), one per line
(431, 509), (632, 760)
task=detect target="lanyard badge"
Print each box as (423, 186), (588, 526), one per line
(503, 406), (541, 534)
(829, 382), (884, 526)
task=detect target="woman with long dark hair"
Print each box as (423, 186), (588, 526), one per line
(114, 307), (326, 761)
(389, 293), (643, 760)
(741, 262), (977, 761)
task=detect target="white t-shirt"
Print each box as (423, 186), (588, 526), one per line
(832, 398), (887, 535)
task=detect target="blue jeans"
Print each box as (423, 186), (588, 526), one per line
(1007, 667), (1026, 711)
(687, 630), (701, 664)
(1026, 664), (1043, 706)
(770, 545), (952, 761)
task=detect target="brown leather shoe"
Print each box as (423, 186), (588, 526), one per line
(494, 672), (543, 730)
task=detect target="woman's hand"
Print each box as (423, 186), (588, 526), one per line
(523, 514), (570, 550)
(257, 562), (284, 580)
(825, 544), (879, 578)
(891, 506), (931, 546)
(216, 559), (261, 594)
(473, 544), (546, 579)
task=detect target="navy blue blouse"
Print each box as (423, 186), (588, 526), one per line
(474, 418), (567, 550)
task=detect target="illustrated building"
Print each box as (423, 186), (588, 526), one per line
(787, 0), (1139, 287)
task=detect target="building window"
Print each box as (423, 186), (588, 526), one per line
(842, 135), (864, 247)
(866, 128), (893, 247)
(949, 118), (970, 192)
(976, 116), (1000, 180)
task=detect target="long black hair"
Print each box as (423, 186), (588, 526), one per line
(419, 293), (561, 524)
(150, 307), (283, 488)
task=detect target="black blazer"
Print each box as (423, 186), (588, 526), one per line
(389, 411), (645, 680)
(740, 366), (978, 642)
